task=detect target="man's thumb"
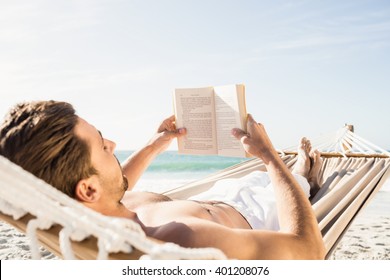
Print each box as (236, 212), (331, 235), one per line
(166, 128), (187, 138)
(231, 128), (247, 140)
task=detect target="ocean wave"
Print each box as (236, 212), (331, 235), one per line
(117, 150), (248, 173)
(145, 161), (240, 172)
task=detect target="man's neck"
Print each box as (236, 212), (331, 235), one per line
(112, 202), (137, 219)
(84, 201), (137, 220)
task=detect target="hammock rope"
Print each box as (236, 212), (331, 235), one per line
(0, 155), (226, 260)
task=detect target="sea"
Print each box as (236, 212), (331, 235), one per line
(115, 150), (249, 193)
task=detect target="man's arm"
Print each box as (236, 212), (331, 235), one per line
(152, 215), (323, 259)
(154, 114), (325, 259)
(230, 114), (325, 259)
(121, 115), (186, 190)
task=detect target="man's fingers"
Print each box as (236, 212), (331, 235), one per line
(177, 128), (186, 135)
(247, 113), (254, 123)
(231, 128), (247, 140)
(167, 115), (175, 122)
(164, 128), (186, 138)
(158, 115), (176, 132)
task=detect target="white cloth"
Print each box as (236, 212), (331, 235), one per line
(188, 171), (311, 231)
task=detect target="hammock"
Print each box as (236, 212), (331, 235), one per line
(0, 126), (389, 259)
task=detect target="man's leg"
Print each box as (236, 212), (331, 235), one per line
(308, 150), (323, 199)
(291, 137), (312, 178)
(291, 138), (323, 199)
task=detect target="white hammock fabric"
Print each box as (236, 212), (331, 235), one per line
(0, 126), (389, 259)
(0, 155), (226, 260)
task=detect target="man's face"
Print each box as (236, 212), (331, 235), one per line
(74, 117), (128, 203)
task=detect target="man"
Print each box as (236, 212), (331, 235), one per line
(0, 101), (325, 259)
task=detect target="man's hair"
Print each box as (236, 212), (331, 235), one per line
(0, 101), (97, 198)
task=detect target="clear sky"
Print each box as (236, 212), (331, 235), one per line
(1, 0), (389, 150)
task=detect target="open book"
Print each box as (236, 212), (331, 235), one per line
(173, 84), (247, 157)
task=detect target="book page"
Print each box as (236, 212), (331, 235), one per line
(174, 87), (217, 155)
(213, 84), (247, 157)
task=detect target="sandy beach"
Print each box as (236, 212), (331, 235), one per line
(328, 189), (390, 260)
(1, 179), (389, 260)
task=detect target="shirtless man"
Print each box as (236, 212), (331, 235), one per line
(0, 101), (325, 259)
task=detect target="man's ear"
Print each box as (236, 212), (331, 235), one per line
(74, 177), (101, 203)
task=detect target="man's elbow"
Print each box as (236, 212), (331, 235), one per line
(290, 234), (326, 260)
(315, 242), (326, 260)
(304, 239), (326, 260)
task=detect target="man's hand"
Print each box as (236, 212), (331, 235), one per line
(231, 114), (277, 161)
(121, 115), (186, 190)
(147, 115), (186, 155)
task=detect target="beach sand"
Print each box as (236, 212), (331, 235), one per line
(327, 189), (390, 260)
(1, 183), (389, 260)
